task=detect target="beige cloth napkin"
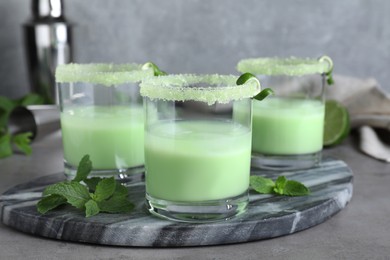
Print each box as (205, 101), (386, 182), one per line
(326, 75), (390, 162)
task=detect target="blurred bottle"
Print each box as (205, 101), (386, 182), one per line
(23, 0), (73, 104)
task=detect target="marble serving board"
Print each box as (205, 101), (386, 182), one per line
(0, 157), (353, 247)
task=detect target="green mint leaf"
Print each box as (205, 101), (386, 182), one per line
(83, 177), (103, 192)
(43, 181), (91, 209)
(73, 155), (92, 182)
(282, 180), (310, 196)
(18, 93), (45, 106)
(0, 110), (8, 131)
(93, 177), (116, 202)
(0, 96), (17, 130)
(37, 194), (67, 214)
(35, 154), (135, 216)
(85, 199), (100, 217)
(250, 174), (311, 197)
(250, 176), (275, 194)
(0, 96), (17, 113)
(98, 196), (134, 214)
(0, 109), (10, 130)
(12, 132), (33, 155)
(0, 133), (12, 158)
(274, 176), (287, 195)
(113, 182), (128, 198)
(253, 88), (274, 101)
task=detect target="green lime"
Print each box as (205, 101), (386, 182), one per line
(323, 100), (350, 146)
(141, 62), (167, 76)
(236, 73), (274, 101)
(236, 72), (258, 85)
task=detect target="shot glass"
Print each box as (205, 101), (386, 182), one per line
(140, 74), (260, 222)
(55, 63), (154, 180)
(237, 56), (333, 170)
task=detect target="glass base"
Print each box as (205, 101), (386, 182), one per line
(146, 192), (249, 223)
(251, 151), (321, 171)
(64, 162), (145, 184)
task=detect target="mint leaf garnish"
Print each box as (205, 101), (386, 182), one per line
(73, 155), (92, 182)
(98, 196), (134, 214)
(37, 194), (67, 214)
(18, 93), (45, 106)
(113, 182), (129, 198)
(250, 175), (310, 197)
(43, 182), (91, 209)
(12, 132), (33, 155)
(93, 177), (116, 202)
(93, 180), (132, 213)
(274, 176), (287, 195)
(250, 176), (275, 194)
(0, 93), (44, 159)
(37, 154), (135, 217)
(85, 199), (100, 217)
(0, 133), (12, 159)
(0, 96), (17, 125)
(283, 180), (310, 196)
(83, 177), (103, 192)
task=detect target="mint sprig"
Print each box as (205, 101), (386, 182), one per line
(250, 175), (310, 196)
(249, 176), (274, 194)
(12, 132), (33, 155)
(73, 155), (93, 182)
(37, 194), (67, 214)
(43, 181), (91, 209)
(93, 177), (116, 202)
(0, 93), (44, 158)
(37, 155), (135, 217)
(0, 133), (12, 159)
(83, 177), (103, 192)
(85, 200), (100, 217)
(274, 176), (287, 194)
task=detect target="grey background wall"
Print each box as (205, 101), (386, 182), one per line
(1, 0), (389, 98)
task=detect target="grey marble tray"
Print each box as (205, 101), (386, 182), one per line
(0, 157), (353, 247)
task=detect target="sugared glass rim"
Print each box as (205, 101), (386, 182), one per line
(55, 63), (154, 85)
(140, 74), (261, 105)
(237, 56), (333, 76)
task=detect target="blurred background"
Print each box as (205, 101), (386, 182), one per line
(0, 0), (389, 98)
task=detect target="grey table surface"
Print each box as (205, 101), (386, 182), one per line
(0, 131), (389, 260)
